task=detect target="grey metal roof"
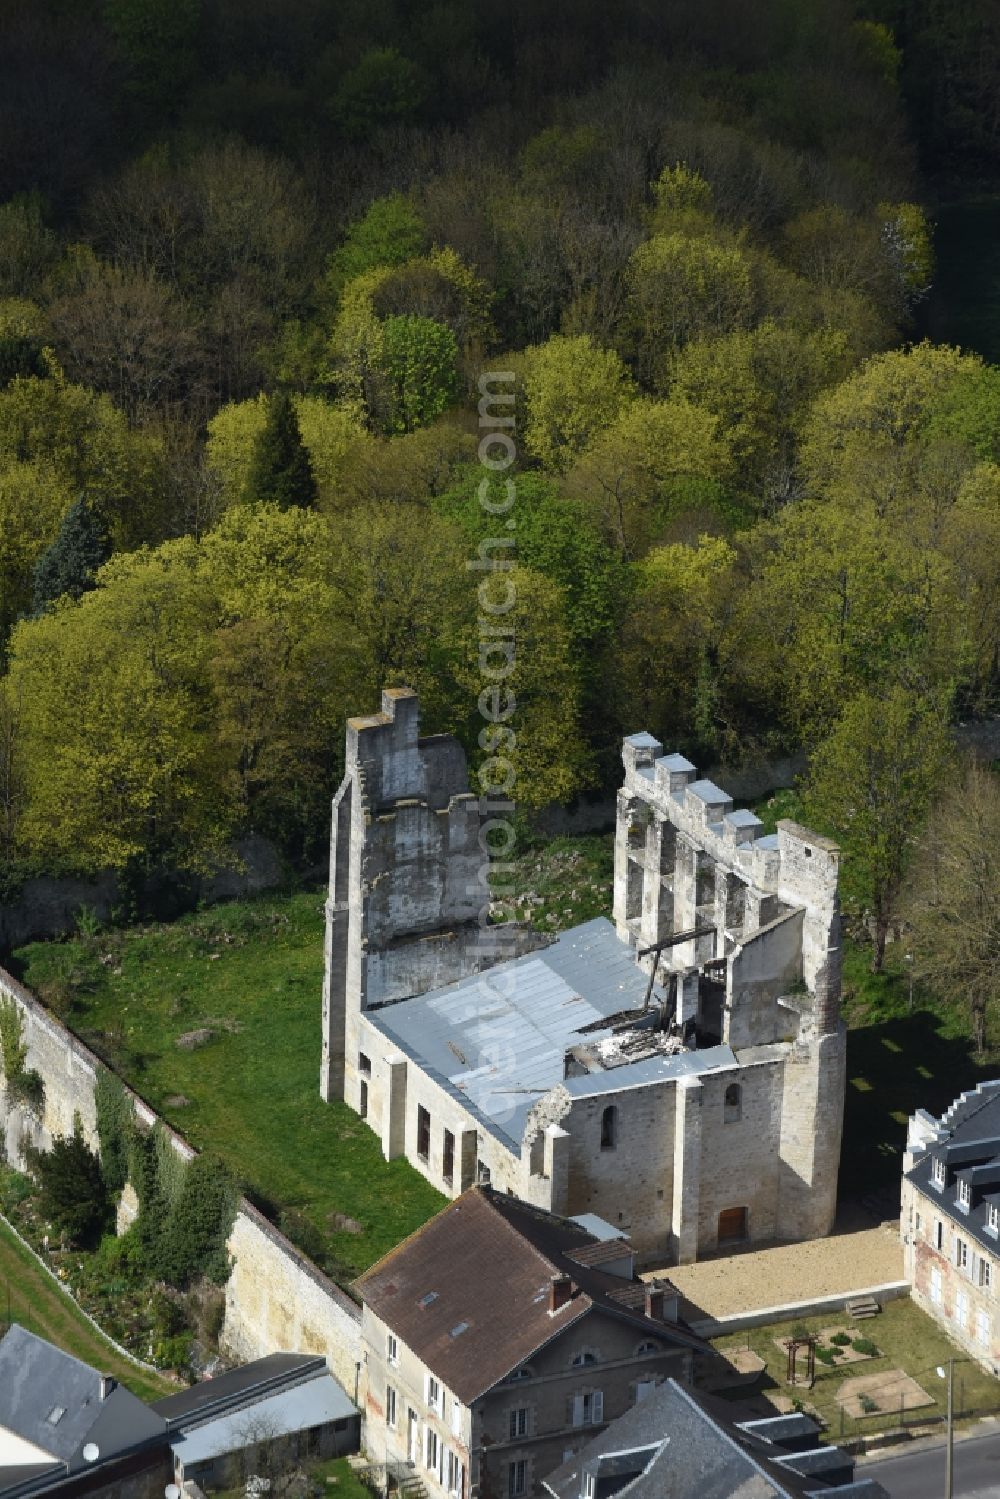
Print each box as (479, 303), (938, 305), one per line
(624, 733), (661, 749)
(686, 779), (731, 805)
(568, 1214), (629, 1242)
(170, 1373), (356, 1468)
(756, 834), (780, 850)
(371, 919), (656, 1147)
(152, 1353), (323, 1425)
(0, 1326), (165, 1472)
(563, 1046), (736, 1100)
(657, 754), (695, 773)
(726, 809), (764, 829)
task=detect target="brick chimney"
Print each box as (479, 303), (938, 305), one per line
(549, 1274), (573, 1313)
(644, 1284), (664, 1320)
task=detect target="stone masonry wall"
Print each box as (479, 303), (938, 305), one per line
(0, 965), (362, 1391)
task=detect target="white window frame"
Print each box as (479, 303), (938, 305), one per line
(978, 1307), (991, 1347)
(425, 1428), (439, 1473)
(507, 1459), (526, 1498)
(386, 1386), (397, 1428)
(509, 1407), (528, 1440)
(933, 1157), (947, 1189)
(571, 1391), (604, 1428)
(387, 1333), (399, 1366)
(956, 1288), (969, 1328)
(980, 1257), (993, 1290)
(930, 1265), (943, 1305)
(958, 1178), (971, 1210)
(989, 1205), (1000, 1235)
(426, 1374), (443, 1415)
(956, 1238), (969, 1272)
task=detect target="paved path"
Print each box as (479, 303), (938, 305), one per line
(649, 1225), (904, 1320)
(862, 1425), (1000, 1498)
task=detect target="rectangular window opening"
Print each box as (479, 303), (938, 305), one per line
(417, 1105), (431, 1162)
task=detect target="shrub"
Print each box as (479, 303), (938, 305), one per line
(852, 1337), (879, 1356)
(815, 1346), (837, 1365)
(95, 1066), (133, 1195)
(831, 1332), (851, 1346)
(32, 1121), (110, 1247)
(156, 1153), (238, 1289)
(859, 1392), (878, 1414)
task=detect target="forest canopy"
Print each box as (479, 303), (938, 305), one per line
(0, 0), (996, 904)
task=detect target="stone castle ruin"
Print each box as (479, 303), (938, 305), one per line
(321, 689), (846, 1263)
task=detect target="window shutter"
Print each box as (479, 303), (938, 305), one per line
(592, 1391), (604, 1425)
(572, 1395), (584, 1428)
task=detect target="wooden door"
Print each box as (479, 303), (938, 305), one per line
(718, 1206), (748, 1244)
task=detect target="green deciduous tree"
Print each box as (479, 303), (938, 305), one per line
(9, 542), (235, 874)
(380, 315), (459, 434)
(904, 762), (1000, 1054)
(568, 397), (732, 556)
(32, 497), (111, 614)
(332, 48), (427, 140)
(245, 391), (317, 509)
(327, 193), (428, 294)
(626, 233), (754, 386)
(521, 334), (635, 473)
(804, 688), (952, 971)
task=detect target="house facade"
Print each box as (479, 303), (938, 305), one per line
(320, 688), (846, 1264)
(902, 1080), (1000, 1374)
(355, 1187), (709, 1499)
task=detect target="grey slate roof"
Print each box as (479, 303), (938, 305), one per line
(905, 1083), (1000, 1260)
(369, 918), (671, 1147)
(541, 1378), (886, 1499)
(170, 1371), (356, 1468)
(0, 1326), (165, 1478)
(152, 1352), (324, 1425)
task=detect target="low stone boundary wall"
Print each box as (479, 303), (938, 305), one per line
(0, 966), (361, 1393)
(688, 1280), (911, 1338)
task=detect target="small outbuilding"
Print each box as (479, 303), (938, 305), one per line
(152, 1353), (359, 1491)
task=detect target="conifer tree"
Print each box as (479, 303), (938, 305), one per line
(32, 496), (111, 614)
(34, 1121), (110, 1246)
(245, 392), (317, 510)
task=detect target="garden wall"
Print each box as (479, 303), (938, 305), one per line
(0, 965), (362, 1393)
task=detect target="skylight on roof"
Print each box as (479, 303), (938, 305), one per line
(419, 1291), (439, 1308)
(46, 1406), (66, 1426)
(450, 1322), (469, 1338)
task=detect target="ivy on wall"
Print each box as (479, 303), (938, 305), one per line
(0, 995), (44, 1108)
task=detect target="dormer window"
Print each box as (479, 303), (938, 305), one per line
(932, 1157), (946, 1189)
(989, 1205), (1000, 1236)
(958, 1178), (971, 1211)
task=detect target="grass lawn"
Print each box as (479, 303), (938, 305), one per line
(714, 1297), (1000, 1436)
(0, 1216), (172, 1401)
(13, 892), (444, 1284)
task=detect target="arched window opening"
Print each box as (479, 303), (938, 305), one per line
(724, 1083), (742, 1123)
(600, 1105), (618, 1150)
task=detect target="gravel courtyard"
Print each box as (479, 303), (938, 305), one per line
(649, 1224), (905, 1321)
